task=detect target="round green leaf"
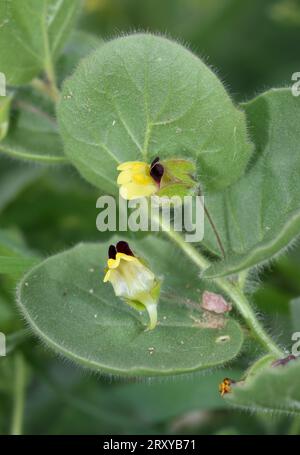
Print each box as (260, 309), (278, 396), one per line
(17, 237), (244, 376)
(202, 88), (300, 277)
(58, 33), (253, 194)
(0, 0), (81, 85)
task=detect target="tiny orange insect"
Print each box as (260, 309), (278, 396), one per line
(219, 377), (235, 396)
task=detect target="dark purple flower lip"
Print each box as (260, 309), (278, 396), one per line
(108, 241), (134, 259)
(150, 156), (164, 185)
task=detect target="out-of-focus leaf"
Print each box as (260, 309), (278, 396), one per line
(226, 358), (300, 415)
(290, 298), (300, 333)
(0, 291), (15, 332)
(0, 169), (102, 251)
(0, 229), (39, 277)
(0, 256), (38, 275)
(0, 356), (14, 393)
(102, 369), (242, 422)
(56, 30), (102, 84)
(0, 0), (81, 85)
(252, 284), (293, 346)
(24, 354), (242, 434)
(203, 89), (300, 277)
(0, 89), (66, 163)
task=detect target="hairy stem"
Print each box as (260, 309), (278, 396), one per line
(162, 223), (283, 357)
(31, 78), (59, 104)
(11, 353), (26, 435)
(203, 202), (226, 259)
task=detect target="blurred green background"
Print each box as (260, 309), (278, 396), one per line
(1, 0), (300, 435)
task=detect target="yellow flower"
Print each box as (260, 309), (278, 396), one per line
(0, 95), (12, 142)
(117, 157), (197, 201)
(219, 378), (234, 397)
(103, 241), (160, 330)
(117, 158), (163, 200)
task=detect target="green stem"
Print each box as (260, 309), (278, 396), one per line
(41, 3), (60, 104)
(11, 353), (26, 435)
(215, 277), (282, 357)
(162, 224), (283, 357)
(31, 78), (58, 103)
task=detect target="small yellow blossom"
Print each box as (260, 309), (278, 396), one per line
(219, 378), (234, 397)
(103, 241), (160, 330)
(117, 161), (158, 200)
